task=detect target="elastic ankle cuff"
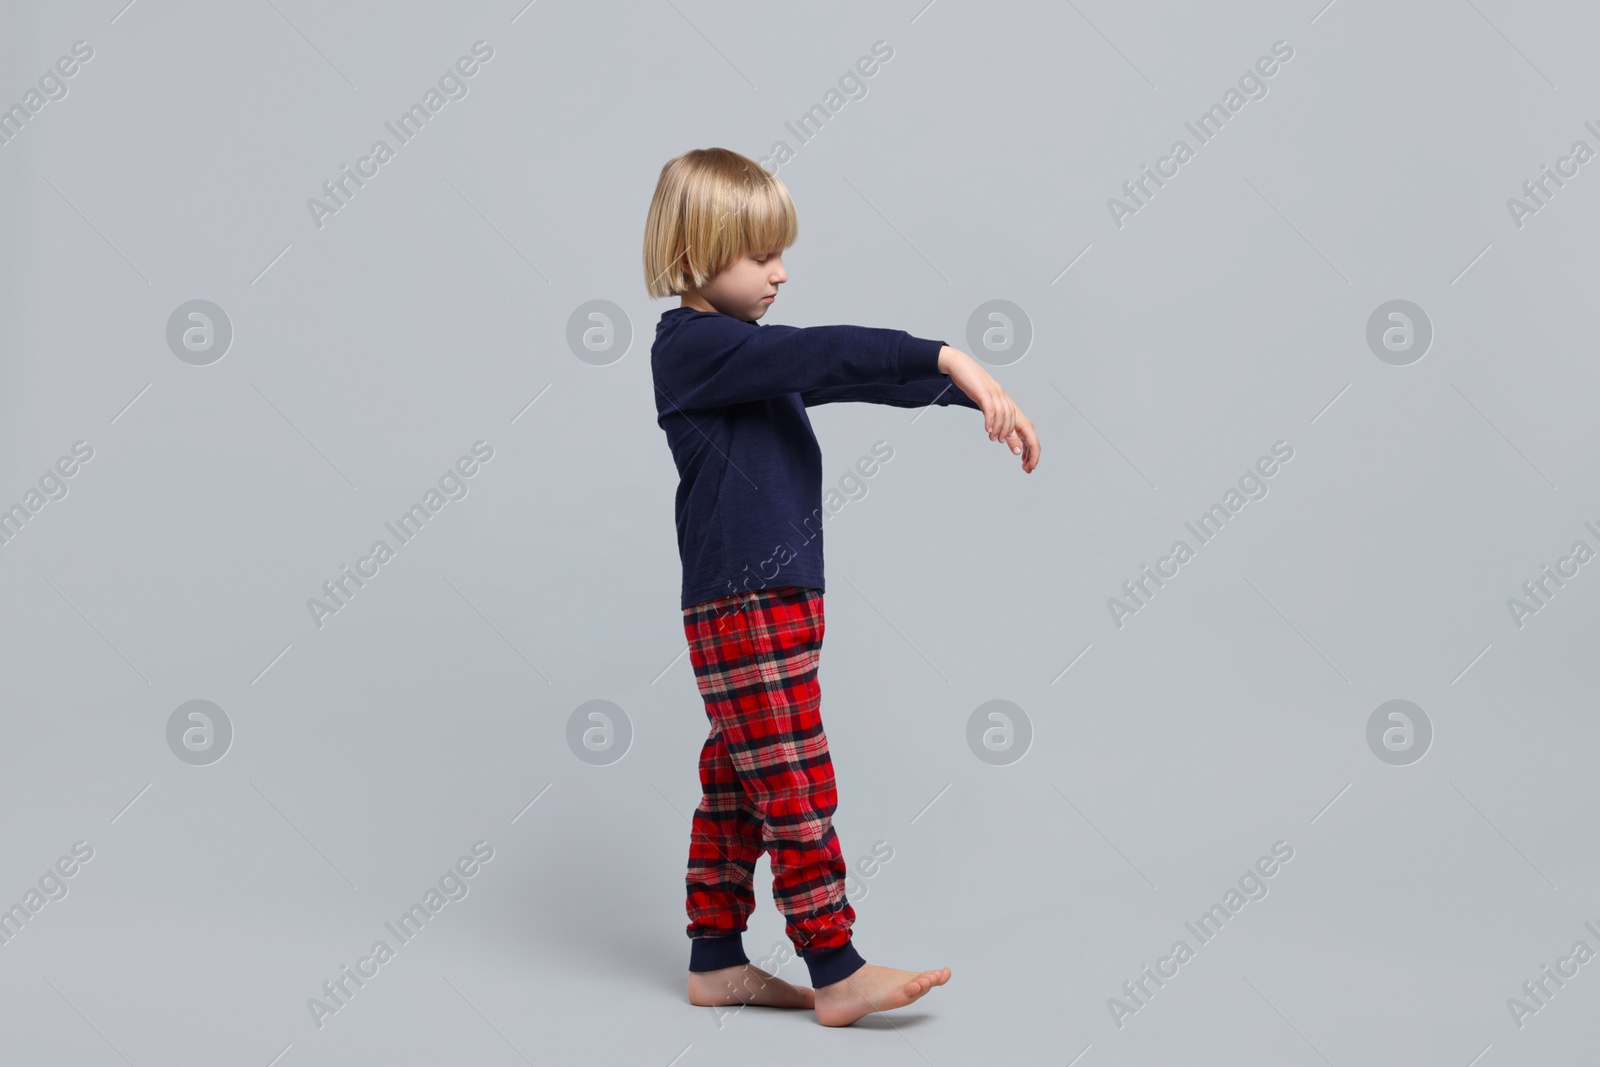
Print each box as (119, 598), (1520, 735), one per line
(688, 931), (750, 972)
(804, 938), (866, 988)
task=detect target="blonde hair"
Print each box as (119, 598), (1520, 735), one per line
(642, 147), (799, 299)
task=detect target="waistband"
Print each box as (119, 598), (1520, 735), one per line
(682, 584), (820, 623)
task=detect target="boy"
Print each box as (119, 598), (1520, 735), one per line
(643, 147), (1040, 1027)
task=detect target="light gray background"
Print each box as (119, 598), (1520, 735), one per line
(2, 0), (1598, 1064)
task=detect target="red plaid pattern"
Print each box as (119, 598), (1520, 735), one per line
(681, 585), (855, 960)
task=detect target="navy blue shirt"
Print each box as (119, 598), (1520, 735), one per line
(651, 306), (979, 609)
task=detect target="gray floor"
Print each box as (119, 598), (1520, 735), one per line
(4, 1), (1599, 1064)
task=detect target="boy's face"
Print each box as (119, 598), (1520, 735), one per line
(681, 249), (787, 321)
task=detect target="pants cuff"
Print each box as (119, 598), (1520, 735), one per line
(688, 931), (750, 972)
(803, 937), (866, 988)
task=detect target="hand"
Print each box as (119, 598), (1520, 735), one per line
(938, 346), (1041, 473)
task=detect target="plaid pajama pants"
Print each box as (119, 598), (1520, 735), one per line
(680, 585), (867, 989)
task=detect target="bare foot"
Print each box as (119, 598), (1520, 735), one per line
(813, 963), (951, 1027)
(687, 963), (815, 1009)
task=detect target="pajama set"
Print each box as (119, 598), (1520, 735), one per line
(652, 305), (978, 989)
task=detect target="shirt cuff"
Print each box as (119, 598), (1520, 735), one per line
(895, 334), (947, 382)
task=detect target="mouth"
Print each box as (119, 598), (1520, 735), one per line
(761, 295), (776, 302)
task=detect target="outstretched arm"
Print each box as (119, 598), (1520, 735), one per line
(653, 315), (948, 413)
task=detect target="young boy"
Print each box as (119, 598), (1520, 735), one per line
(643, 147), (1040, 1027)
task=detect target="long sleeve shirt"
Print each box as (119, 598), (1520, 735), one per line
(651, 305), (979, 610)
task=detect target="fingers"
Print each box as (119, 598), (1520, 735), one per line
(985, 391), (1016, 443)
(999, 391), (1017, 442)
(968, 364), (1015, 442)
(1018, 418), (1041, 472)
(1002, 410), (1039, 471)
(984, 393), (1006, 441)
(1003, 427), (1037, 472)
(979, 381), (1032, 465)
(994, 396), (1017, 444)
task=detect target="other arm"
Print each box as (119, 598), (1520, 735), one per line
(800, 376), (981, 410)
